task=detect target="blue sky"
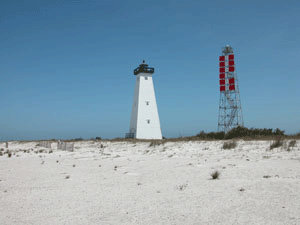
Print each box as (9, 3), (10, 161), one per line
(0, 0), (299, 140)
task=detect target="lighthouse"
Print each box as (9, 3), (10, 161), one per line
(126, 60), (162, 139)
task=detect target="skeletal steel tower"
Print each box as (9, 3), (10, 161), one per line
(218, 45), (244, 133)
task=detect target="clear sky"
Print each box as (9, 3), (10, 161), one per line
(0, 0), (299, 140)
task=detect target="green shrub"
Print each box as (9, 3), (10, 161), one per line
(224, 126), (285, 139)
(270, 139), (283, 149)
(289, 140), (296, 147)
(211, 171), (220, 179)
(197, 131), (225, 140)
(225, 126), (250, 139)
(222, 141), (237, 149)
(149, 140), (164, 147)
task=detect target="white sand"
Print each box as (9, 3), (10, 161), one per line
(0, 140), (299, 225)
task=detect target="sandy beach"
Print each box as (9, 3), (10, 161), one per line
(1, 140), (299, 225)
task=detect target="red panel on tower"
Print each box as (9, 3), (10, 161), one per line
(229, 66), (235, 72)
(220, 86), (225, 92)
(229, 60), (234, 66)
(228, 54), (234, 60)
(229, 78), (235, 84)
(219, 56), (225, 61)
(220, 68), (225, 73)
(229, 85), (235, 90)
(219, 80), (225, 85)
(219, 62), (225, 67)
(219, 73), (225, 79)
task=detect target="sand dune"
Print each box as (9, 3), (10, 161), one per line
(0, 140), (299, 225)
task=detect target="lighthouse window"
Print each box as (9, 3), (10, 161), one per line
(145, 76), (148, 80)
(147, 120), (150, 124)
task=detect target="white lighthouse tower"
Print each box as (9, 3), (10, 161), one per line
(126, 60), (162, 139)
